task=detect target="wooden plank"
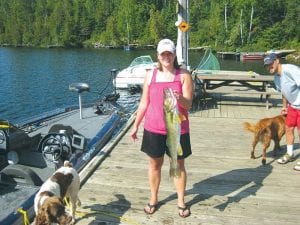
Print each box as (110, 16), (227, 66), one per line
(193, 70), (260, 77)
(75, 96), (300, 225)
(196, 84), (282, 110)
(196, 74), (274, 82)
(205, 90), (281, 95)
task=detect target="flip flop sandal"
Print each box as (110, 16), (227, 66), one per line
(178, 206), (191, 218)
(144, 203), (158, 215)
(277, 154), (294, 164)
(293, 165), (300, 171)
(293, 161), (300, 171)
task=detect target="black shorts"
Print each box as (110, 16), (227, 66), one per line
(141, 129), (192, 159)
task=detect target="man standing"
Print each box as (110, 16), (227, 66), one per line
(264, 53), (300, 171)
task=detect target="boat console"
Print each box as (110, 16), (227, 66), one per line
(38, 124), (86, 164)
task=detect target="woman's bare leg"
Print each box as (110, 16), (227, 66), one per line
(145, 156), (164, 213)
(174, 159), (190, 217)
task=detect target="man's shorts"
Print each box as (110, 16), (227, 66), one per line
(141, 129), (192, 159)
(286, 105), (300, 128)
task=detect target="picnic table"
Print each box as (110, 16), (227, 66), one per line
(193, 71), (281, 109)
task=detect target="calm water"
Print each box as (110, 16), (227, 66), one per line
(0, 47), (271, 123)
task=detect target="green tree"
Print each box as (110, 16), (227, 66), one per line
(0, 0), (298, 50)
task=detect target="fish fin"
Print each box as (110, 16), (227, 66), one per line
(175, 113), (185, 124)
(177, 145), (183, 156)
(178, 113), (186, 122)
(175, 115), (181, 123)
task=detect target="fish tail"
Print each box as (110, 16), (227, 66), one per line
(169, 167), (181, 178)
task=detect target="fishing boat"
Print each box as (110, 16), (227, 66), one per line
(114, 55), (155, 89)
(240, 52), (265, 61)
(0, 83), (139, 225)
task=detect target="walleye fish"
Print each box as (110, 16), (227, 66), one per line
(163, 87), (185, 178)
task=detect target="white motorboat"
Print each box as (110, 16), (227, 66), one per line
(114, 55), (155, 89)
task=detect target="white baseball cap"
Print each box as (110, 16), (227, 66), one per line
(157, 39), (176, 54)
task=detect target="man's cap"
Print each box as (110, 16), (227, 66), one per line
(157, 39), (176, 54)
(264, 53), (278, 65)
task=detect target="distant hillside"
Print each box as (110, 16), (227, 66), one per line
(0, 0), (299, 51)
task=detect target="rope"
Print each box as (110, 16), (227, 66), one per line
(17, 208), (30, 225)
(63, 197), (141, 225)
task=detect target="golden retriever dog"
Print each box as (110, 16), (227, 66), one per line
(243, 115), (285, 165)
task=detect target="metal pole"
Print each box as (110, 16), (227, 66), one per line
(79, 93), (82, 119)
(111, 69), (118, 94)
(177, 0), (189, 70)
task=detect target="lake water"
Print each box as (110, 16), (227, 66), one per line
(0, 47), (272, 123)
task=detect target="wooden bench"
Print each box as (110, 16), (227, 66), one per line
(193, 73), (281, 110)
(204, 89), (282, 110)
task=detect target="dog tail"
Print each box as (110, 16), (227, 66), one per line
(63, 160), (73, 168)
(243, 122), (256, 133)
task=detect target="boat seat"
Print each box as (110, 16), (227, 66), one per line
(0, 164), (43, 186)
(69, 83), (90, 119)
(48, 124), (80, 137)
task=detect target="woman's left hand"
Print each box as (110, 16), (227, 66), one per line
(173, 90), (181, 101)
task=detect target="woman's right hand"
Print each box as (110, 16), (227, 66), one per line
(130, 126), (138, 142)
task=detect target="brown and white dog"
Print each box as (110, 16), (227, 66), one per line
(243, 115), (286, 165)
(34, 161), (81, 225)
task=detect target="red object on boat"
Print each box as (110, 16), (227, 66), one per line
(240, 52), (265, 61)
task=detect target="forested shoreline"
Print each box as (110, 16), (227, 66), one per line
(0, 0), (299, 52)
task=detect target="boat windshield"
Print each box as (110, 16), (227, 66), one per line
(129, 55), (153, 67)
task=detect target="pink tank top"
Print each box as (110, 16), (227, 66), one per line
(144, 69), (189, 135)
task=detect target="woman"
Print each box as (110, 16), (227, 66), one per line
(130, 39), (193, 217)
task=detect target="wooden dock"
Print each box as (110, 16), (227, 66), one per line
(75, 94), (300, 225)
